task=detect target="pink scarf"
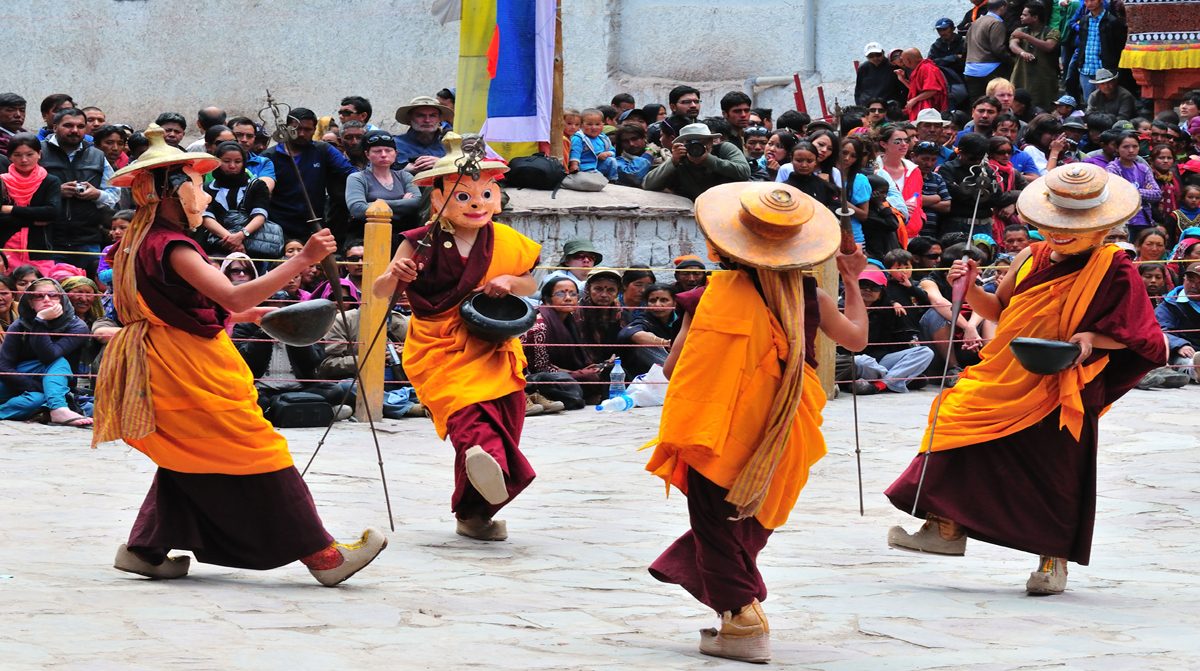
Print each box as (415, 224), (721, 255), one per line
(0, 164), (48, 207)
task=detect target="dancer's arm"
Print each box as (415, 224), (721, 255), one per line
(949, 245), (1032, 322)
(663, 314), (691, 380)
(817, 247), (870, 351)
(373, 239), (421, 299)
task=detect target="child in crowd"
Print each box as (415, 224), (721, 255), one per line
(569, 109), (618, 181)
(1170, 185), (1200, 241)
(1150, 144), (1181, 230)
(883, 249), (928, 333)
(912, 141), (951, 238)
(1106, 132), (1162, 240)
(1053, 95), (1083, 122)
(783, 140), (836, 211)
(96, 209), (133, 286)
(562, 108), (582, 170)
(842, 269), (935, 395)
(862, 173), (901, 261)
(1138, 262), (1169, 298)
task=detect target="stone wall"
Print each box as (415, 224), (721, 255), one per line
(1, 0), (965, 134)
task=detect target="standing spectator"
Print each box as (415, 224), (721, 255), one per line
(720, 91), (753, 153)
(154, 112), (187, 148)
(91, 125), (128, 170)
(1002, 223), (1032, 252)
(228, 116), (276, 188)
(912, 140), (952, 236)
(1008, 3), (1061, 111)
(1085, 69), (1136, 120)
(667, 86), (701, 123)
(39, 109), (111, 264)
(937, 132), (1003, 237)
(856, 43), (905, 107)
(957, 96), (1001, 144)
(1074, 0), (1126, 103)
(642, 123), (751, 201)
(764, 130), (797, 182)
(930, 18), (968, 74)
(36, 94), (75, 141)
(644, 103), (668, 124)
(964, 0), (1014, 102)
(611, 93), (636, 112)
(184, 107), (227, 153)
(914, 109), (955, 165)
(393, 96), (451, 174)
(896, 48), (949, 121)
(345, 130), (420, 233)
(266, 107), (356, 241)
(1106, 133), (1162, 239)
(748, 108), (772, 129)
(340, 121), (368, 171)
(874, 126), (924, 237)
(958, 0), (990, 34)
(0, 93), (28, 156)
(338, 96), (377, 131)
(0, 134), (61, 269)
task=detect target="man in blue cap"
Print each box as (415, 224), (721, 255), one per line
(930, 18), (966, 75)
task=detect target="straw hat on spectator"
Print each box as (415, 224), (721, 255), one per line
(395, 96), (455, 125)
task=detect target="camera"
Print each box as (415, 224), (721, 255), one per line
(1064, 138), (1078, 148)
(685, 140), (707, 158)
(75, 183), (87, 196)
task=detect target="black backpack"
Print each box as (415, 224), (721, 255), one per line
(504, 152), (566, 190)
(264, 392), (334, 428)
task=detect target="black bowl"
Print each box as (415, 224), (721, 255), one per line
(1009, 337), (1081, 376)
(459, 293), (537, 343)
(260, 299), (338, 347)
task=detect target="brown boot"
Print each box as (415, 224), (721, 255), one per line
(525, 395), (544, 416)
(455, 514), (508, 541)
(698, 599), (770, 664)
(888, 513), (967, 556)
(528, 392), (565, 413)
(1026, 555), (1068, 595)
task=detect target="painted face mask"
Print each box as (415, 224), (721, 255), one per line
(1036, 227), (1108, 255)
(177, 166), (212, 231)
(431, 171), (503, 232)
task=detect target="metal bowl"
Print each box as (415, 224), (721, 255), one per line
(459, 292), (537, 343)
(1009, 337), (1082, 376)
(260, 299), (338, 347)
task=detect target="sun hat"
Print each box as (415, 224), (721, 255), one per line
(413, 132), (507, 186)
(1016, 163), (1140, 233)
(395, 95), (455, 125)
(1054, 95), (1078, 108)
(914, 108), (950, 126)
(559, 238), (603, 265)
(864, 42), (884, 57)
(935, 17), (955, 29)
(1088, 68), (1118, 85)
(110, 124), (219, 188)
(694, 182), (839, 270)
(674, 123), (721, 143)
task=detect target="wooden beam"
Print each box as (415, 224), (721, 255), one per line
(549, 0), (565, 159)
(356, 200), (393, 422)
(815, 258), (838, 400)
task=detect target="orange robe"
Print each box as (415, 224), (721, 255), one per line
(646, 270), (827, 530)
(402, 223), (542, 439)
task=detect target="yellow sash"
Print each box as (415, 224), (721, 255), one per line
(920, 244), (1119, 453)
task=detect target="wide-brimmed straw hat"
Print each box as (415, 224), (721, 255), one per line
(395, 96), (455, 125)
(412, 132), (508, 186)
(1088, 68), (1118, 85)
(110, 124), (220, 187)
(694, 182), (840, 270)
(1016, 163), (1140, 233)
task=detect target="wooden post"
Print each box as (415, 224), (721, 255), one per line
(549, 0), (565, 160)
(815, 257), (838, 400)
(357, 200), (393, 422)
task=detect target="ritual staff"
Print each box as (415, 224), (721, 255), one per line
(96, 126), (387, 585)
(373, 134), (541, 542)
(645, 182), (869, 663)
(886, 163), (1168, 595)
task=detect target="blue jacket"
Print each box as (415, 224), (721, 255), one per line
(393, 128), (446, 168)
(1155, 286), (1200, 354)
(267, 141), (356, 239)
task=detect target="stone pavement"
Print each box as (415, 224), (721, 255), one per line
(2, 385), (1199, 670)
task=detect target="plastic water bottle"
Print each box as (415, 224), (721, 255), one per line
(596, 394), (635, 412)
(609, 358), (626, 399)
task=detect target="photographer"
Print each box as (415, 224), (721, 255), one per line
(642, 122), (750, 201)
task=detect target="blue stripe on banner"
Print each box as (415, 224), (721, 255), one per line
(487, 0), (537, 119)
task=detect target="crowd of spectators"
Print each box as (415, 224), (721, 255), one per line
(3, 0), (1200, 429)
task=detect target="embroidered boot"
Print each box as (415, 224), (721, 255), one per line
(698, 599), (771, 664)
(1026, 555), (1068, 595)
(464, 445), (509, 505)
(456, 514), (508, 541)
(888, 513), (967, 556)
(113, 544), (190, 579)
(305, 527), (388, 587)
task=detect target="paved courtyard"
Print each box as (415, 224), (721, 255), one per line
(2, 384), (1199, 670)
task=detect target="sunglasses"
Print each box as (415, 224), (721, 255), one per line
(869, 107), (886, 113)
(745, 127), (770, 137)
(915, 141), (939, 150)
(923, 253), (941, 260)
(345, 255), (363, 262)
(228, 268), (252, 276)
(337, 109), (357, 117)
(992, 148), (1013, 155)
(889, 138), (908, 145)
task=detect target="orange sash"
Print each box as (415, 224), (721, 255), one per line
(124, 295), (293, 475)
(402, 223), (542, 439)
(919, 244), (1119, 453)
(645, 271), (827, 530)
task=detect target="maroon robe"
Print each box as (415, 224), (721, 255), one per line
(402, 223), (537, 521)
(886, 251), (1167, 564)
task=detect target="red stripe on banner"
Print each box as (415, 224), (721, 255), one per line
(487, 24), (501, 78)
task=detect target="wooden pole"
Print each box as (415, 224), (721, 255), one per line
(357, 200), (393, 422)
(549, 0), (565, 159)
(815, 258), (838, 400)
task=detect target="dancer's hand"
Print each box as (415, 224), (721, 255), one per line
(947, 258), (977, 285)
(298, 229), (337, 265)
(385, 257), (422, 284)
(1068, 331), (1096, 365)
(476, 275), (520, 298)
(836, 245), (869, 280)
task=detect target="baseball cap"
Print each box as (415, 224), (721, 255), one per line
(618, 108), (647, 124)
(586, 267), (622, 284)
(674, 255), (706, 270)
(858, 270), (887, 287)
(1185, 261), (1200, 278)
(864, 42), (884, 57)
(1054, 95), (1078, 108)
(935, 17), (955, 29)
(1112, 120), (1134, 131)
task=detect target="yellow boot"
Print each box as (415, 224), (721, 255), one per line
(699, 598), (770, 664)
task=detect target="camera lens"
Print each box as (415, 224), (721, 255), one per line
(686, 142), (706, 158)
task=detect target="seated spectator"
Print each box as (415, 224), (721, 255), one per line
(1170, 184), (1200, 242)
(1134, 227), (1169, 263)
(1020, 114), (1067, 177)
(1086, 69), (1136, 120)
(394, 96), (452, 174)
(907, 236), (943, 278)
(862, 174), (902, 261)
(0, 275), (16, 335)
(1107, 133), (1162, 239)
(201, 142), (272, 256)
(560, 108), (582, 170)
(620, 266), (656, 316)
(883, 249), (928, 330)
(521, 277), (606, 407)
(670, 256), (707, 294)
(843, 269), (934, 394)
(1104, 224), (1130, 245)
(97, 210), (132, 285)
(936, 132), (1003, 237)
(61, 276), (102, 329)
(283, 239), (305, 258)
(1139, 262), (1168, 298)
(1002, 223), (1032, 253)
(784, 140), (837, 212)
(577, 267), (625, 362)
(228, 116), (277, 187)
(1140, 261), (1200, 389)
(1083, 128), (1124, 167)
(342, 240), (366, 295)
(987, 136), (1028, 199)
(982, 252), (1012, 293)
(1151, 145), (1181, 228)
(539, 238), (601, 293)
(912, 140), (952, 237)
(0, 278), (91, 426)
(613, 124), (652, 186)
(1167, 233), (1200, 286)
(10, 264), (42, 294)
(1053, 95), (1083, 122)
(918, 242), (990, 380)
(220, 253), (258, 286)
(318, 307), (410, 402)
(643, 122), (751, 200)
(617, 282), (676, 380)
(234, 293), (352, 423)
(345, 130), (420, 233)
(273, 264), (311, 303)
(569, 109), (618, 181)
(0, 133), (61, 270)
